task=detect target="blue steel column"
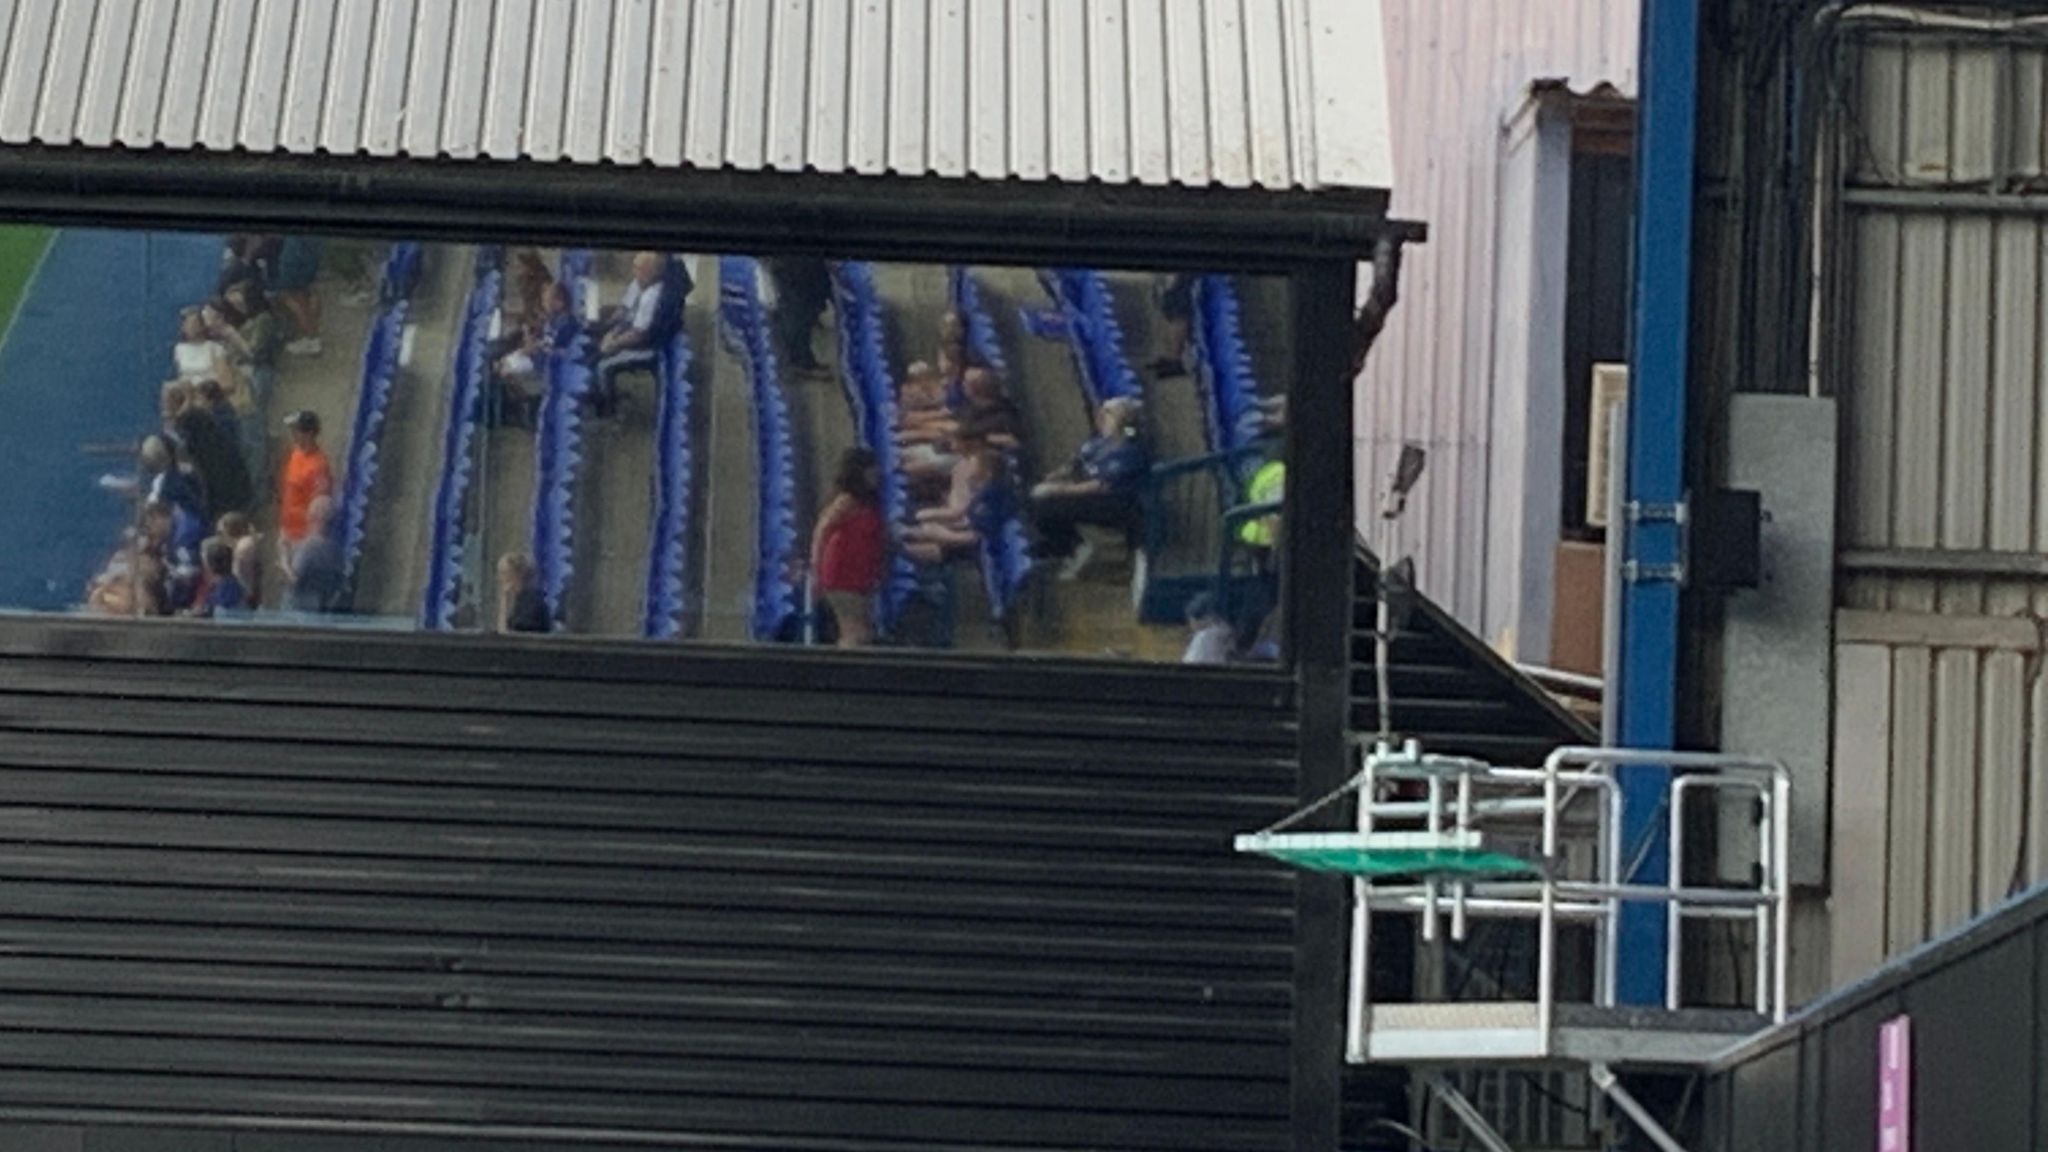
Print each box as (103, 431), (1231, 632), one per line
(1616, 0), (1700, 1008)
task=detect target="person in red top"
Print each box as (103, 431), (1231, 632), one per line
(809, 448), (887, 648)
(277, 410), (334, 565)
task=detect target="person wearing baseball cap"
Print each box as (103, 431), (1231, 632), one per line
(277, 410), (333, 559)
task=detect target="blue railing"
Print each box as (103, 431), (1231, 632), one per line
(947, 267), (1031, 625)
(335, 241), (423, 586)
(641, 325), (696, 640)
(529, 327), (594, 628)
(828, 261), (916, 632)
(1189, 275), (1266, 459)
(1025, 268), (1142, 413)
(717, 257), (801, 641)
(420, 249), (503, 630)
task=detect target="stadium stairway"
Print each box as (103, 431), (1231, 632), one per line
(1351, 541), (1592, 763)
(1342, 541), (1595, 1149)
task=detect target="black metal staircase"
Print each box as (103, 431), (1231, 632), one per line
(1344, 541), (1596, 1151)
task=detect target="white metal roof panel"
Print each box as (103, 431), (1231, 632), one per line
(0, 0), (1392, 193)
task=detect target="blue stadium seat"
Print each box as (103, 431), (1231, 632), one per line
(421, 251), (503, 630)
(717, 257), (802, 642)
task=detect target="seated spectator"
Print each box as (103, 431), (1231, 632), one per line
(273, 236), (325, 356)
(190, 538), (246, 618)
(497, 552), (552, 634)
(809, 448), (887, 648)
(277, 410), (334, 564)
(906, 366), (1027, 501)
(166, 380), (253, 517)
(1181, 593), (1235, 665)
(938, 340), (968, 388)
(173, 310), (241, 397)
(897, 362), (957, 443)
(494, 282), (578, 428)
(282, 495), (345, 613)
(590, 252), (675, 415)
(1029, 396), (1149, 580)
(953, 368), (1024, 450)
(903, 434), (1004, 566)
(217, 512), (265, 609)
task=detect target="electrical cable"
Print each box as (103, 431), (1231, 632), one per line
(1365, 1118), (1449, 1152)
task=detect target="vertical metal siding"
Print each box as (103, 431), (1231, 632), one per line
(1356, 0), (1639, 633)
(0, 0), (1392, 192)
(1823, 31), (2048, 986)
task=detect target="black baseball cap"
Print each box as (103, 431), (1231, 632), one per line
(284, 410), (320, 434)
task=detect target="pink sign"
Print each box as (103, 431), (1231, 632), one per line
(1879, 1015), (1911, 1152)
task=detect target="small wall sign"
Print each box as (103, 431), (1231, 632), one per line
(1879, 1015), (1911, 1152)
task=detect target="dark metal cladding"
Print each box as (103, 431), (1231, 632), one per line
(0, 618), (1301, 1152)
(1699, 884), (2048, 1152)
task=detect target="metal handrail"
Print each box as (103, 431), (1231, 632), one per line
(1346, 742), (1794, 1063)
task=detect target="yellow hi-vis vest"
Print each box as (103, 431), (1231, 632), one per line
(1238, 460), (1285, 548)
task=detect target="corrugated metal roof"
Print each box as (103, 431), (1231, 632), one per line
(0, 0), (1393, 193)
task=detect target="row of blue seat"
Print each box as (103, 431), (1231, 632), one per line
(1026, 268), (1144, 413)
(829, 261), (918, 633)
(641, 324), (696, 640)
(529, 251), (597, 626)
(717, 257), (801, 641)
(420, 249), (504, 630)
(335, 242), (424, 586)
(948, 268), (1031, 624)
(1189, 275), (1267, 459)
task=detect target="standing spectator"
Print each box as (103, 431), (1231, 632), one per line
(590, 252), (673, 416)
(125, 434), (204, 523)
(496, 552), (552, 634)
(809, 448), (887, 648)
(218, 281), (285, 407)
(173, 310), (241, 398)
(764, 256), (832, 378)
(140, 499), (202, 612)
(166, 381), (253, 517)
(506, 249), (553, 325)
(273, 236), (325, 356)
(277, 410), (334, 564)
(218, 235), (280, 295)
(282, 496), (345, 613)
(196, 376), (260, 501)
(1028, 397), (1150, 581)
(217, 512), (265, 609)
(192, 538), (246, 618)
(1150, 273), (1195, 379)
